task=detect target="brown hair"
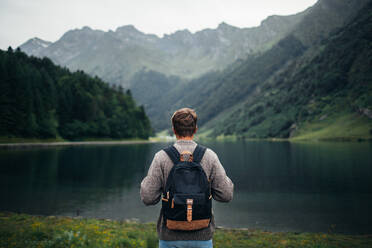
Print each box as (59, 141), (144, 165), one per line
(171, 108), (197, 137)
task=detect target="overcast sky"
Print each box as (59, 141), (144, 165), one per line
(0, 0), (317, 50)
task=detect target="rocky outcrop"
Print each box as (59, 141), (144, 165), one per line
(359, 108), (372, 119)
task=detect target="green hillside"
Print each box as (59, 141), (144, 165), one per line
(134, 0), (371, 141)
(0, 48), (152, 141)
(210, 0), (372, 140)
(129, 69), (185, 131)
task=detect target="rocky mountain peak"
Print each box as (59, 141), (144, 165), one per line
(260, 15), (293, 29)
(115, 25), (141, 34)
(217, 22), (238, 31)
(115, 24), (158, 43)
(81, 26), (93, 31)
(29, 37), (52, 47)
(172, 29), (192, 37)
(162, 29), (194, 46)
(61, 26), (102, 39)
(18, 37), (52, 56)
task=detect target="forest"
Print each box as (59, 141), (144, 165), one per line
(0, 48), (152, 141)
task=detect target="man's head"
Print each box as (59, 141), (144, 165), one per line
(171, 108), (198, 138)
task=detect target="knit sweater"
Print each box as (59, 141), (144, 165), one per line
(140, 139), (234, 241)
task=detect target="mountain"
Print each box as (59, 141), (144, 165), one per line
(19, 12), (306, 87)
(129, 69), (185, 131)
(136, 0), (371, 140)
(0, 48), (152, 140)
(17, 0), (371, 140)
(201, 0), (372, 140)
(293, 0), (371, 46)
(19, 37), (52, 56)
(209, 0), (372, 139)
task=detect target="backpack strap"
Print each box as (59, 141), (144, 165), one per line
(193, 145), (207, 163)
(163, 145), (180, 165)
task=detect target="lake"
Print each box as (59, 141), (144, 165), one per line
(1, 141), (371, 234)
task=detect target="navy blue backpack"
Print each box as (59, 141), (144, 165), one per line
(161, 145), (212, 231)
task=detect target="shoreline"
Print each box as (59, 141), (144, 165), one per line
(1, 135), (371, 148)
(1, 212), (372, 247)
(0, 140), (156, 149)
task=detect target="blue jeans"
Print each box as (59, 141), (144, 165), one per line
(159, 239), (213, 248)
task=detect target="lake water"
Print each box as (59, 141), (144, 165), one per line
(1, 141), (371, 234)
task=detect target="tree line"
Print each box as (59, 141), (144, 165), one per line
(0, 48), (152, 140)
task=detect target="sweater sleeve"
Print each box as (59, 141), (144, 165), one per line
(140, 152), (163, 206)
(208, 149), (234, 202)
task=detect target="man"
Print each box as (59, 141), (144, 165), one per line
(140, 108), (234, 248)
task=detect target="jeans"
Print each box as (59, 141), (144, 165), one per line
(159, 239), (213, 248)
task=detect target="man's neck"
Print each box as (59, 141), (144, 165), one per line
(176, 135), (194, 141)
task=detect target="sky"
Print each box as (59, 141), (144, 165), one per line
(0, 0), (317, 50)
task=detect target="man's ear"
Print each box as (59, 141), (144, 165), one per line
(194, 126), (198, 134)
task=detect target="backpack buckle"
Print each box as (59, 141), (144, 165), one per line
(180, 151), (193, 162)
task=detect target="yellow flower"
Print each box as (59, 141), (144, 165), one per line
(31, 222), (42, 229)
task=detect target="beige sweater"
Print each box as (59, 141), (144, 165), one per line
(140, 139), (234, 241)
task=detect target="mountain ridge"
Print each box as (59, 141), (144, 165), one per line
(205, 0), (372, 140)
(130, 0), (371, 137)
(19, 10), (307, 86)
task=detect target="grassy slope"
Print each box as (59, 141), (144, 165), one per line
(1, 212), (372, 248)
(206, 1), (372, 141)
(199, 113), (372, 142)
(291, 113), (372, 141)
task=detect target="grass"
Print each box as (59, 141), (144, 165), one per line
(291, 113), (372, 141)
(149, 130), (175, 142)
(198, 110), (372, 142)
(1, 212), (372, 248)
(0, 212), (157, 248)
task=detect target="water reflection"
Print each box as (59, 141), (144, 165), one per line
(0, 141), (371, 234)
(0, 144), (161, 218)
(208, 141), (372, 193)
(205, 141), (372, 233)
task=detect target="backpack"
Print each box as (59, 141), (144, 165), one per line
(161, 144), (212, 231)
